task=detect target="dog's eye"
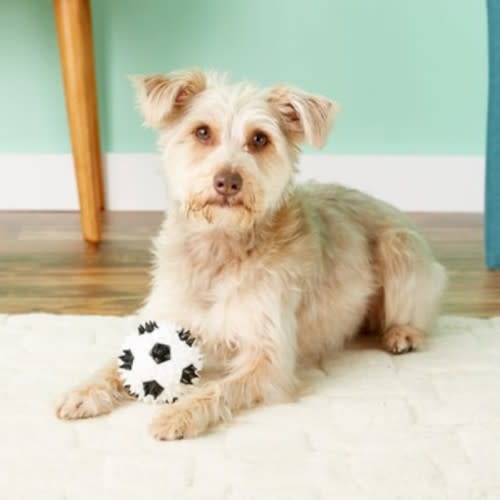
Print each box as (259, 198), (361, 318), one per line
(195, 125), (211, 142)
(251, 131), (269, 150)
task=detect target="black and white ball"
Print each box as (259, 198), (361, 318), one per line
(118, 321), (203, 404)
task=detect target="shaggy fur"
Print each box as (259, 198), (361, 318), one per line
(56, 70), (447, 440)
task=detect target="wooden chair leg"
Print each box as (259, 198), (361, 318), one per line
(54, 0), (104, 243)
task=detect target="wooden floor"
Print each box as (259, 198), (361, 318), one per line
(0, 212), (499, 317)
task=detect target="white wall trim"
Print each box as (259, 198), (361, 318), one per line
(0, 154), (484, 212)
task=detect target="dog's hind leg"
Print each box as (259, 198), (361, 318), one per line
(376, 229), (447, 354)
(56, 360), (132, 420)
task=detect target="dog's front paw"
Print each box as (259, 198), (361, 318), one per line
(382, 325), (423, 354)
(150, 405), (207, 441)
(56, 386), (113, 420)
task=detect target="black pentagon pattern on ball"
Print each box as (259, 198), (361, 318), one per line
(180, 364), (199, 385)
(123, 384), (139, 398)
(150, 342), (171, 364)
(118, 349), (134, 370)
(177, 328), (195, 347)
(138, 321), (158, 335)
(142, 380), (164, 399)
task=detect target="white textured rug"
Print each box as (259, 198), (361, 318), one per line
(1, 314), (499, 500)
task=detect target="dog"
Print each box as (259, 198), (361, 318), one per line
(56, 70), (447, 440)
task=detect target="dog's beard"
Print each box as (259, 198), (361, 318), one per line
(185, 196), (258, 229)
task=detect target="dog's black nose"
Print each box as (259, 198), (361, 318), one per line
(213, 169), (243, 197)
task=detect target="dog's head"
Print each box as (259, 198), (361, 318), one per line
(133, 70), (336, 229)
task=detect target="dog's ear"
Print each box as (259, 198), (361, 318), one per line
(131, 70), (206, 128)
(267, 86), (336, 148)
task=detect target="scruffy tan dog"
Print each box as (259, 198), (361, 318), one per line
(56, 70), (447, 440)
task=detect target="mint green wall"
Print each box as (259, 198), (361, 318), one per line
(0, 0), (487, 154)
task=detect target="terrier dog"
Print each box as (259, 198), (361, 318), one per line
(56, 70), (447, 440)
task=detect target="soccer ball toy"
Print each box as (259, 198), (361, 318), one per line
(117, 320), (203, 404)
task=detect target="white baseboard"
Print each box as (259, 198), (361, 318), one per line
(0, 154), (484, 212)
